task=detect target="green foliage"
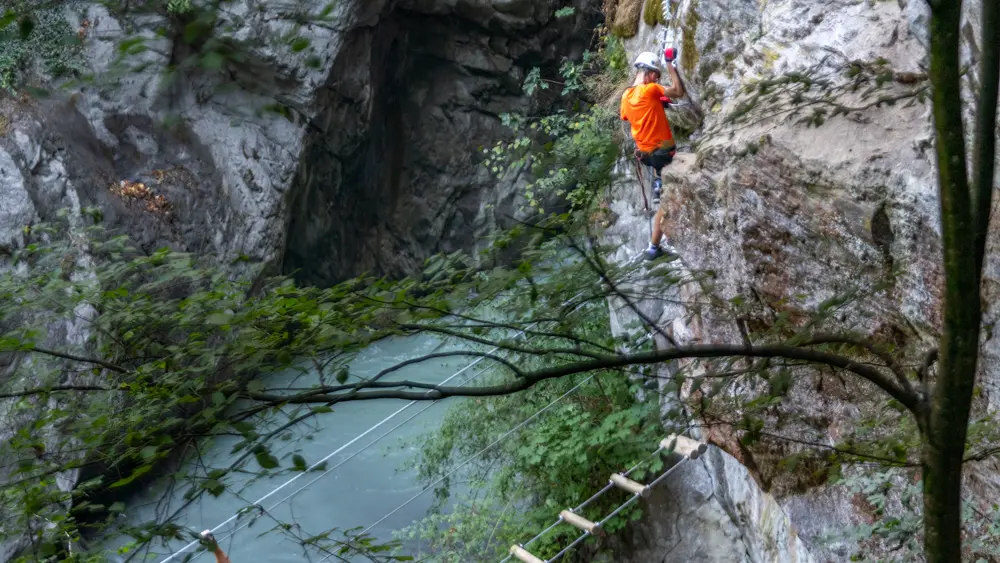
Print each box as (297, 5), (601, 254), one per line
(601, 33), (629, 84)
(482, 45), (621, 215)
(823, 468), (1000, 562)
(166, 0), (192, 14)
(0, 1), (84, 91)
(397, 366), (667, 561)
(0, 217), (461, 560)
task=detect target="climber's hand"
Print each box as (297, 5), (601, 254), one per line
(199, 530), (217, 550)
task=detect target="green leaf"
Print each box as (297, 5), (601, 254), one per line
(200, 51), (225, 70)
(212, 391), (226, 406)
(311, 405), (333, 414)
(0, 10), (17, 31)
(206, 312), (233, 325)
(231, 421), (255, 434)
(202, 479), (225, 497)
(140, 446), (158, 460)
(255, 451), (280, 469)
(110, 464), (153, 488)
(292, 454), (307, 471)
(289, 37), (310, 52)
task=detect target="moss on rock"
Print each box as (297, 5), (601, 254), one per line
(681, 0), (700, 76)
(643, 0), (666, 27)
(612, 0), (643, 37)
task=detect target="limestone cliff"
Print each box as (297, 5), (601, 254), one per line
(601, 0), (997, 561)
(0, 0), (598, 285)
(0, 0), (598, 558)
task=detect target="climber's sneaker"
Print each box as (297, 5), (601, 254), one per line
(651, 177), (662, 206)
(644, 243), (679, 261)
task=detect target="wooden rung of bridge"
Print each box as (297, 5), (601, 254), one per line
(559, 509), (605, 536)
(610, 473), (651, 497)
(510, 544), (545, 563)
(660, 434), (708, 460)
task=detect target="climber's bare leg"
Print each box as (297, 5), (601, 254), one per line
(651, 207), (664, 247)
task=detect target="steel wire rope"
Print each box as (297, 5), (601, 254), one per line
(314, 375), (598, 563)
(157, 288), (601, 562)
(314, 333), (656, 563)
(542, 456), (691, 563)
(207, 349), (512, 549)
(497, 436), (692, 563)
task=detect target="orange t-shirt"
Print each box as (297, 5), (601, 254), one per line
(620, 83), (675, 153)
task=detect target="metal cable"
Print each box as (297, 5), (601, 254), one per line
(159, 289), (601, 562)
(159, 326), (536, 562)
(314, 373), (601, 563)
(505, 451), (692, 563)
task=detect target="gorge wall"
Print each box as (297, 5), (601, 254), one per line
(599, 0), (998, 561)
(0, 0), (598, 285)
(0, 0), (994, 560)
(0, 0), (599, 558)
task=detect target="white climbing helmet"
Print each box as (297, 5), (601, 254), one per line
(633, 51), (661, 72)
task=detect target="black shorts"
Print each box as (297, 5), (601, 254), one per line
(638, 146), (676, 172)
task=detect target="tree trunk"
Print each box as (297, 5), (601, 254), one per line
(923, 0), (982, 562)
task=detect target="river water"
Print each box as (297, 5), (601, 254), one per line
(107, 332), (496, 563)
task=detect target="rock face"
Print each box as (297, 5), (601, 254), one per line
(601, 0), (997, 561)
(599, 154), (815, 563)
(0, 0), (597, 286)
(283, 0), (597, 284)
(593, 449), (815, 563)
(0, 0), (597, 558)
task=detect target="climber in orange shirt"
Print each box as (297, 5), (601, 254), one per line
(199, 531), (231, 563)
(620, 49), (685, 260)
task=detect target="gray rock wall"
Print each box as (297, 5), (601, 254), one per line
(0, 0), (599, 558)
(283, 0), (597, 284)
(0, 0), (598, 284)
(602, 0), (998, 561)
(598, 154), (816, 563)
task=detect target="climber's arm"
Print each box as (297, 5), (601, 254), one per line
(661, 63), (685, 99)
(212, 546), (231, 563)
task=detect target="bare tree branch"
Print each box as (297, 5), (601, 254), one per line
(26, 346), (128, 374)
(567, 237), (679, 347)
(241, 344), (921, 414)
(799, 334), (915, 396)
(0, 385), (112, 399)
(396, 324), (608, 360)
